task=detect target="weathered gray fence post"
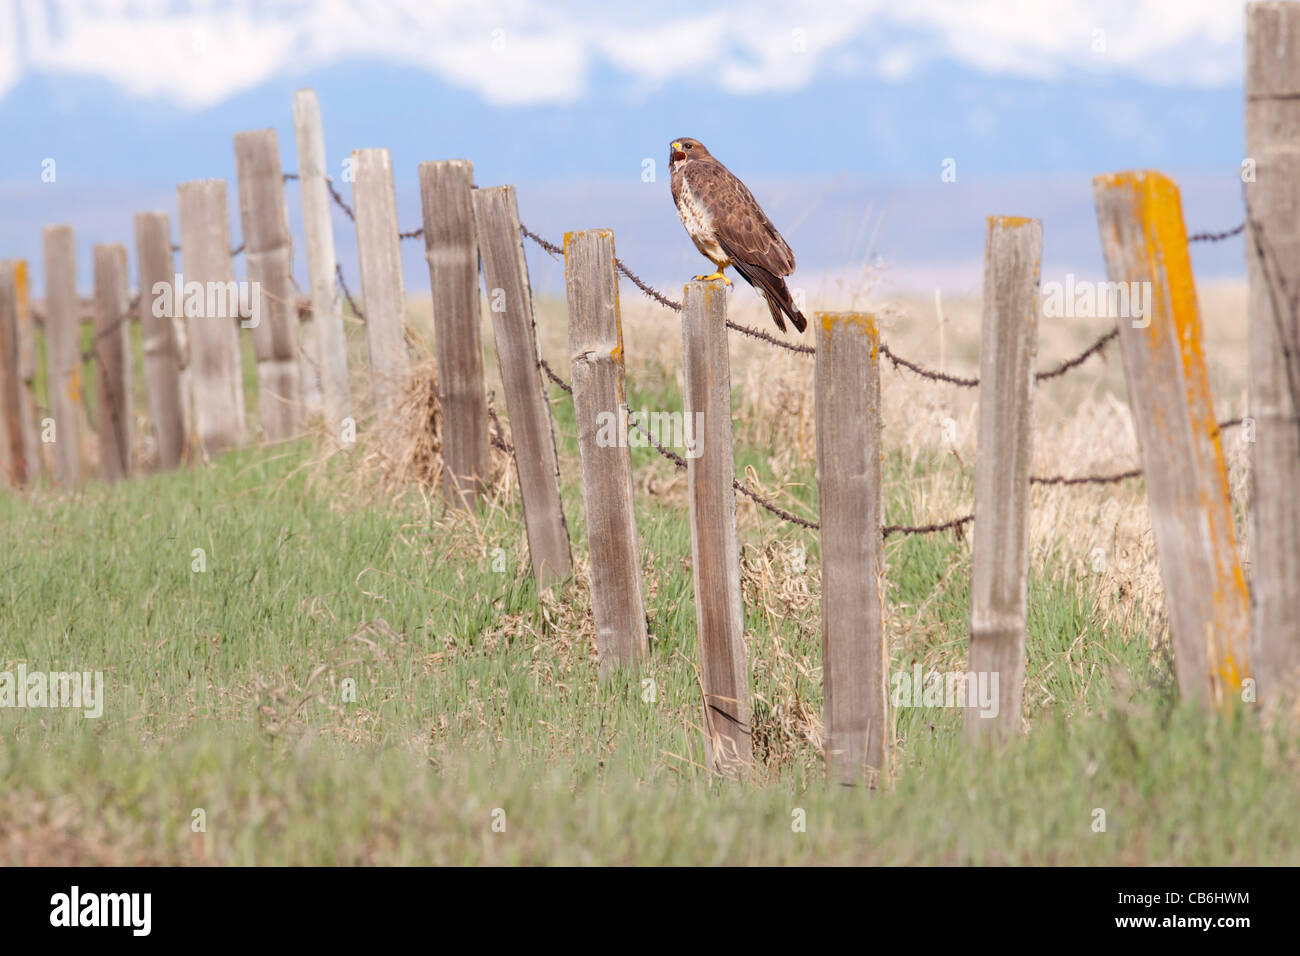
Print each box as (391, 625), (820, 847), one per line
(293, 88), (351, 434)
(0, 260), (39, 487)
(564, 229), (648, 677)
(352, 148), (409, 417)
(177, 179), (247, 457)
(965, 216), (1041, 740)
(42, 224), (85, 486)
(682, 277), (752, 775)
(1093, 170), (1251, 706)
(816, 312), (888, 784)
(419, 160), (489, 509)
(92, 244), (133, 482)
(471, 186), (572, 587)
(134, 211), (186, 470)
(235, 128), (301, 440)
(1245, 1), (1300, 703)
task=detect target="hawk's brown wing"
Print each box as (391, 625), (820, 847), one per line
(683, 160), (795, 276)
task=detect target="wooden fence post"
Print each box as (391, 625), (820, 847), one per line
(965, 216), (1041, 740)
(42, 224), (85, 486)
(1245, 2), (1300, 702)
(1093, 170), (1251, 706)
(419, 160), (489, 509)
(235, 128), (301, 441)
(92, 244), (133, 482)
(0, 260), (38, 487)
(134, 212), (186, 470)
(683, 278), (752, 775)
(352, 148), (409, 417)
(815, 312), (887, 784)
(564, 229), (648, 676)
(471, 186), (572, 586)
(293, 88), (351, 435)
(177, 179), (247, 456)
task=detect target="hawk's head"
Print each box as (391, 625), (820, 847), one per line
(670, 138), (709, 171)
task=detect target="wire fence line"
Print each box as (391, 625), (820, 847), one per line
(313, 176), (1243, 390)
(530, 338), (1251, 537)
(519, 224), (1127, 387)
(512, 220), (1250, 537)
(30, 168), (1253, 547)
(135, 174), (1250, 539)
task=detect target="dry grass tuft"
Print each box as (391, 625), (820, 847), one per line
(310, 334), (514, 508)
(741, 539), (824, 776)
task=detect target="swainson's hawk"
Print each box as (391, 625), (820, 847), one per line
(669, 137), (807, 334)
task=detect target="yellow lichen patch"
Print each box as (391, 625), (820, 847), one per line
(1127, 169), (1251, 699)
(14, 261), (28, 313)
(67, 366), (84, 405)
(815, 311), (879, 362)
(988, 214), (1035, 230)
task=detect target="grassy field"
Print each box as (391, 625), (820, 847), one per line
(2, 280), (1297, 865)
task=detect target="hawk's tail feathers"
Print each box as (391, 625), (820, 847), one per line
(729, 257), (807, 334)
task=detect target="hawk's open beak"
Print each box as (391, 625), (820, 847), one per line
(670, 142), (686, 163)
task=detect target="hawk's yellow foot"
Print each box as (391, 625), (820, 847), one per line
(693, 270), (733, 286)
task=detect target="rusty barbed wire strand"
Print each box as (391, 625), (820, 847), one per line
(538, 357), (573, 394)
(310, 186), (1252, 525)
(517, 225), (1131, 385)
(1030, 468), (1142, 487)
(538, 350), (973, 536)
(326, 178), (356, 222)
(521, 224), (562, 256)
(723, 316), (814, 355)
(879, 341), (979, 387)
(614, 257), (684, 311)
(335, 263), (365, 322)
(488, 403), (513, 455)
(883, 514), (974, 538)
(1188, 222), (1244, 243)
(1026, 417), (1244, 486)
(1034, 329), (1119, 381)
(79, 294), (142, 362)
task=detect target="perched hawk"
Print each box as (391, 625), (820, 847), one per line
(669, 137), (807, 333)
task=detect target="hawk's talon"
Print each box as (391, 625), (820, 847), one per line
(693, 271), (733, 287)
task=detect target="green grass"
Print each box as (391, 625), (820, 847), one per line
(1, 381), (1296, 865)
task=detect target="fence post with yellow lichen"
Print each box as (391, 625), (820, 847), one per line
(42, 224), (86, 486)
(815, 311), (888, 785)
(564, 228), (648, 678)
(1092, 169), (1250, 706)
(0, 259), (40, 487)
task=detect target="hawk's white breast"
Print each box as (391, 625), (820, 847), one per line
(678, 173), (727, 264)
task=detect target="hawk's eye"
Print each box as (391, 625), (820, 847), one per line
(684, 143), (693, 149)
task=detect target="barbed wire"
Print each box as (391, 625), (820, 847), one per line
(538, 357), (572, 394)
(335, 263), (365, 322)
(78, 293), (142, 362)
(149, 174), (1250, 537)
(878, 341), (978, 387)
(1188, 222), (1244, 243)
(488, 402), (513, 455)
(884, 513), (974, 539)
(1030, 468), (1141, 487)
(539, 350), (966, 537)
(325, 178), (356, 223)
(517, 225), (1131, 386)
